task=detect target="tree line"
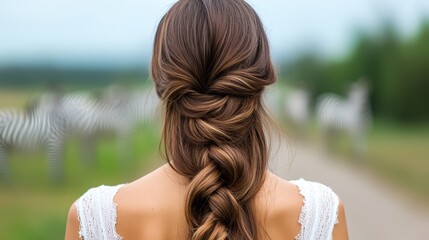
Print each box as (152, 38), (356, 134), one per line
(1, 20), (428, 124)
(283, 20), (429, 124)
(0, 67), (149, 90)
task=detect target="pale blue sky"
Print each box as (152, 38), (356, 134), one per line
(0, 0), (428, 67)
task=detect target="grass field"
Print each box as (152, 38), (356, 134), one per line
(296, 119), (429, 201)
(0, 89), (42, 108)
(0, 124), (162, 240)
(1, 89), (428, 239)
(0, 88), (163, 239)
(366, 122), (429, 200)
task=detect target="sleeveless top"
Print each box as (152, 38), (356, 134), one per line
(75, 178), (340, 240)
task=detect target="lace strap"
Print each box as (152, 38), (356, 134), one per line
(76, 184), (125, 240)
(290, 179), (340, 240)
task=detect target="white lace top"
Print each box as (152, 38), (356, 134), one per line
(75, 178), (339, 240)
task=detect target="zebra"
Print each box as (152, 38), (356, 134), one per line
(92, 87), (159, 160)
(97, 86), (159, 129)
(315, 79), (372, 159)
(0, 88), (159, 181)
(60, 91), (102, 135)
(283, 86), (311, 137)
(55, 91), (118, 166)
(123, 87), (160, 126)
(0, 93), (67, 181)
(263, 85), (285, 120)
(60, 87), (159, 163)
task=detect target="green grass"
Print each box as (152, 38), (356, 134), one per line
(0, 89), (42, 108)
(366, 122), (429, 200)
(280, 118), (429, 201)
(1, 89), (429, 238)
(0, 124), (162, 240)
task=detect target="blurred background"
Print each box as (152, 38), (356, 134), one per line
(0, 0), (428, 239)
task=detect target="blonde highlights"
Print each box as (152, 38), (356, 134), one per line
(151, 0), (276, 239)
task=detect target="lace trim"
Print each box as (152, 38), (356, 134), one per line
(76, 184), (125, 240)
(294, 180), (306, 240)
(111, 186), (124, 240)
(291, 178), (340, 240)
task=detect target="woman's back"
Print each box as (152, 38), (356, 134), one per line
(66, 164), (347, 240)
(114, 166), (302, 239)
(66, 0), (348, 239)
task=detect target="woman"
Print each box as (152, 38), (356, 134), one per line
(65, 0), (349, 239)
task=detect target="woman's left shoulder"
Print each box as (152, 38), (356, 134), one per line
(290, 178), (347, 239)
(290, 178), (339, 199)
(289, 178), (340, 217)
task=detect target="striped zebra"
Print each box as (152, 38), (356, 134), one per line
(263, 85), (285, 120)
(315, 79), (372, 158)
(0, 88), (160, 181)
(93, 87), (159, 160)
(283, 86), (311, 137)
(60, 91), (103, 135)
(97, 86), (159, 129)
(0, 93), (67, 181)
(61, 87), (159, 163)
(123, 88), (160, 126)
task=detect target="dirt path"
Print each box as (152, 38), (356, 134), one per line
(270, 139), (429, 240)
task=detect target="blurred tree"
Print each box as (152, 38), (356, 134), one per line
(0, 67), (148, 90)
(284, 19), (429, 124)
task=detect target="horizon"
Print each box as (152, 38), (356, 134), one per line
(0, 0), (428, 69)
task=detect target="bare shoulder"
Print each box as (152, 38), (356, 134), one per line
(333, 198), (349, 240)
(280, 176), (349, 240)
(259, 173), (349, 239)
(256, 172), (304, 239)
(115, 164), (187, 210)
(263, 173), (304, 214)
(64, 201), (81, 240)
(114, 164), (188, 239)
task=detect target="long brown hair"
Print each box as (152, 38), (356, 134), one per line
(151, 0), (276, 239)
